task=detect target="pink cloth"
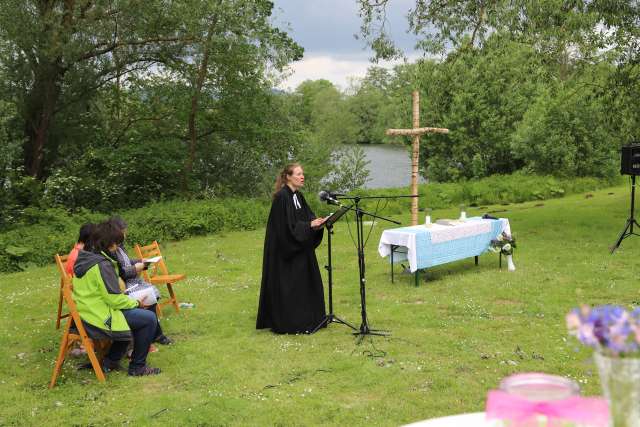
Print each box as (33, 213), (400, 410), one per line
(486, 390), (609, 427)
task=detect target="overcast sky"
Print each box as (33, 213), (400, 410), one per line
(271, 0), (421, 91)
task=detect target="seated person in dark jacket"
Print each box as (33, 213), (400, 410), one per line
(65, 223), (95, 276)
(107, 216), (172, 345)
(73, 220), (161, 376)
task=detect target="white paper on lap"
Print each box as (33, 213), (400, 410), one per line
(127, 287), (157, 306)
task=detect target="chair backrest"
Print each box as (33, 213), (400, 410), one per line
(134, 241), (170, 280)
(54, 254), (91, 337)
(55, 253), (70, 282)
(50, 254), (107, 388)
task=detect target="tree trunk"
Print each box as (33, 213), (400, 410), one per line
(24, 62), (63, 179)
(183, 26), (215, 192)
(23, 0), (74, 179)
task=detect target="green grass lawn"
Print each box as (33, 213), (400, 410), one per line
(2, 184), (640, 426)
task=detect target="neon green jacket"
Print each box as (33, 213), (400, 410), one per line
(72, 250), (138, 340)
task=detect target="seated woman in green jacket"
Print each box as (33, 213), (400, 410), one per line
(73, 220), (161, 376)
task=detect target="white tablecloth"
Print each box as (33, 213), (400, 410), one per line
(404, 412), (498, 426)
(378, 217), (511, 272)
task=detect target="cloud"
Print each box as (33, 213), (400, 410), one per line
(270, 0), (424, 90)
(277, 53), (422, 92)
(272, 0), (419, 55)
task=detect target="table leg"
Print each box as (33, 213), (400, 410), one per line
(391, 245), (395, 284)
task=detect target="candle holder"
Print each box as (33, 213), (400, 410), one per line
(424, 208), (432, 226)
(486, 372), (608, 427)
(459, 204), (467, 221)
(499, 372), (579, 402)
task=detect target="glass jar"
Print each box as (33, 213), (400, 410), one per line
(500, 372), (579, 401)
(497, 373), (582, 426)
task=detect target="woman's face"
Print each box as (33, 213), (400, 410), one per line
(287, 166), (304, 190)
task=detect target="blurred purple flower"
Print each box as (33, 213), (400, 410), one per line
(567, 305), (640, 356)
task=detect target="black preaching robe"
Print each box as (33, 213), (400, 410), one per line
(256, 185), (326, 334)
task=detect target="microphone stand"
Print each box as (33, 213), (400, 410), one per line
(334, 194), (404, 340)
(312, 217), (357, 333)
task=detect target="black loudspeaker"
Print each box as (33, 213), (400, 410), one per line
(621, 145), (640, 175)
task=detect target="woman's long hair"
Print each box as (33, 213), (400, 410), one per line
(91, 221), (125, 254)
(272, 163), (301, 199)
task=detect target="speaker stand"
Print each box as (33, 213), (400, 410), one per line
(611, 175), (640, 253)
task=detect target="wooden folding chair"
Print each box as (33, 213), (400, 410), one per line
(54, 253), (70, 329)
(134, 241), (186, 317)
(50, 254), (109, 388)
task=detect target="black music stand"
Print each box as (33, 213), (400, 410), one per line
(312, 206), (357, 333)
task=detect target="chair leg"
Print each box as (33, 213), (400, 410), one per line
(49, 327), (71, 388)
(56, 281), (64, 329)
(155, 303), (162, 318)
(167, 283), (180, 313)
(84, 340), (106, 382)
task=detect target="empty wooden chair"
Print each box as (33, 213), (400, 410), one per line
(134, 241), (186, 316)
(50, 254), (108, 388)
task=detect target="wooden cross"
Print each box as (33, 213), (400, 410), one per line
(386, 91), (449, 226)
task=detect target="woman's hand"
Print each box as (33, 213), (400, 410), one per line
(134, 262), (144, 273)
(311, 217), (327, 229)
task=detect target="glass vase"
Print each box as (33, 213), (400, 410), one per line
(594, 352), (640, 427)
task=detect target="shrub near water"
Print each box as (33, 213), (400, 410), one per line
(0, 173), (619, 272)
(348, 173), (620, 215)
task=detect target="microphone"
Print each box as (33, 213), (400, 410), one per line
(318, 190), (341, 206)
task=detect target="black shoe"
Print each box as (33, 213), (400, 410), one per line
(101, 358), (124, 373)
(154, 334), (173, 345)
(128, 365), (161, 376)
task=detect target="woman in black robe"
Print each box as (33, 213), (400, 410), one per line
(256, 163), (328, 334)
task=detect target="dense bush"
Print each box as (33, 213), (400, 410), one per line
(0, 173), (620, 272)
(0, 199), (270, 273)
(330, 173), (621, 217)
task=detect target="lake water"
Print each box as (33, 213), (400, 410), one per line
(356, 144), (427, 189)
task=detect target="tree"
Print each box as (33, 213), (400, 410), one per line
(347, 67), (394, 144)
(0, 0), (191, 179)
(166, 0), (303, 190)
(0, 0), (303, 185)
(356, 0), (640, 181)
(512, 65), (620, 178)
(358, 0), (607, 60)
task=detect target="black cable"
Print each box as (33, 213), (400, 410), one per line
(343, 206), (359, 251)
(363, 198), (388, 247)
(351, 336), (387, 358)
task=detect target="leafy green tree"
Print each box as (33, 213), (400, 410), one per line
(294, 79), (337, 126)
(0, 0), (191, 179)
(347, 67), (394, 144)
(422, 37), (549, 180)
(323, 145), (371, 192)
(166, 0), (303, 190)
(512, 65), (619, 178)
